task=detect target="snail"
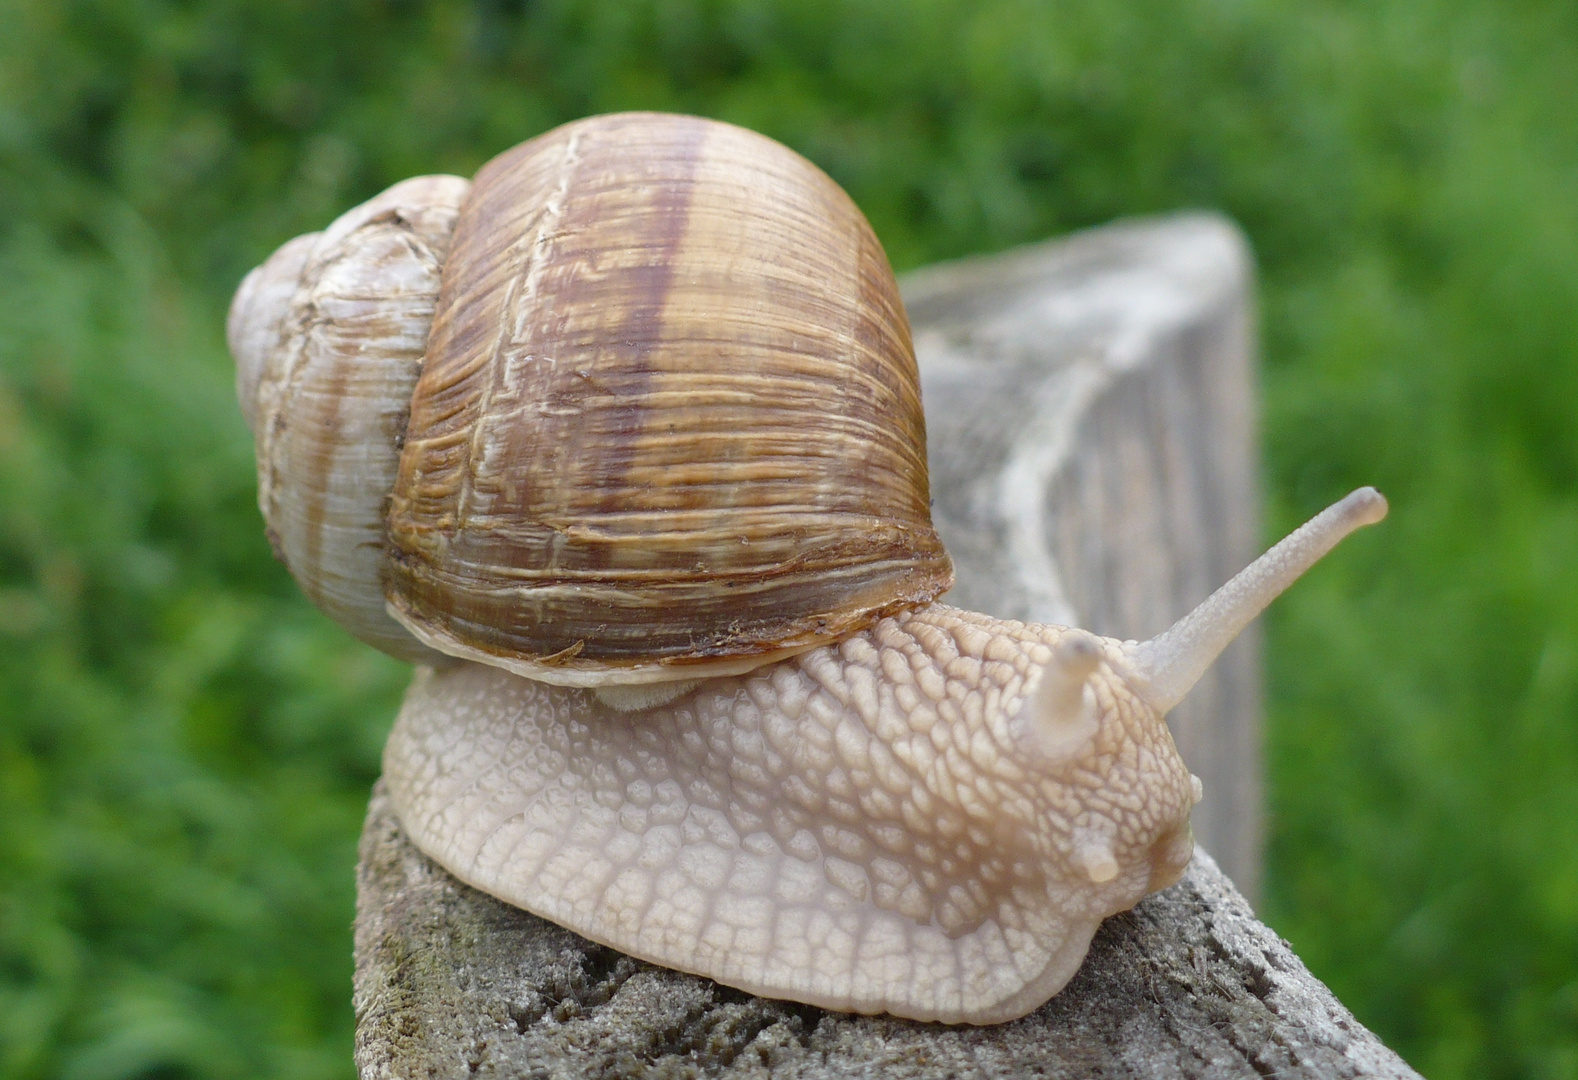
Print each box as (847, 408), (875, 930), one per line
(228, 112), (1387, 1024)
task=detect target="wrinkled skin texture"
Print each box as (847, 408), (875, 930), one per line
(385, 604), (1198, 1024)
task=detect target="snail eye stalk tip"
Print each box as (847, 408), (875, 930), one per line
(1127, 487), (1388, 715)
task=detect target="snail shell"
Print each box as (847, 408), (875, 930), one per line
(231, 113), (952, 686)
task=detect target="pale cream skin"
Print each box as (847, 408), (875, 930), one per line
(387, 609), (1192, 1024)
(383, 491), (1387, 1024)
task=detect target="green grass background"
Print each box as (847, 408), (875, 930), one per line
(2, 1), (1576, 1076)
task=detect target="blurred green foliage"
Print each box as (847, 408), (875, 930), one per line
(1, 0), (1576, 1077)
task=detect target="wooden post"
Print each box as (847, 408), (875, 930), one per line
(352, 215), (1420, 1079)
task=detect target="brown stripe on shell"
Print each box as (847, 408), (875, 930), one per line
(248, 174), (470, 663)
(387, 113), (953, 685)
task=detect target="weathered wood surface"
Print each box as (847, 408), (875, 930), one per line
(353, 214), (1420, 1078)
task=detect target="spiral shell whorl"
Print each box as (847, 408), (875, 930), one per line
(229, 230), (319, 433)
(237, 174), (471, 662)
(387, 113), (954, 685)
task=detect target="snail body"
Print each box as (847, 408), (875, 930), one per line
(386, 607), (1197, 1023)
(229, 112), (1386, 1022)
